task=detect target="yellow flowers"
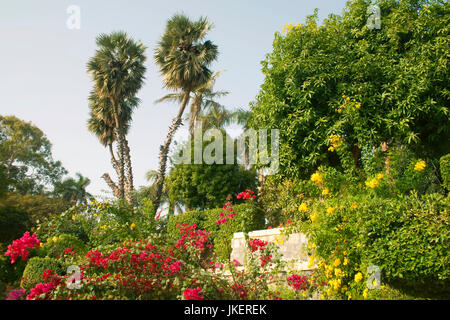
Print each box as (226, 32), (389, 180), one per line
(326, 207), (336, 214)
(329, 278), (342, 290)
(329, 134), (344, 150)
(275, 235), (285, 245)
(328, 146), (335, 152)
(334, 268), (342, 277)
(414, 160), (426, 171)
(310, 211), (318, 223)
(101, 225), (107, 230)
(322, 188), (330, 196)
(281, 23), (302, 33)
(363, 288), (369, 299)
(365, 178), (379, 189)
(343, 257), (349, 266)
(52, 236), (58, 243)
(365, 171), (384, 189)
(40, 242), (45, 248)
(310, 172), (323, 184)
(325, 265), (334, 278)
(333, 258), (341, 267)
(354, 272), (363, 283)
(130, 223), (136, 230)
(350, 203), (358, 209)
(299, 202), (309, 212)
(355, 104), (361, 109)
(308, 256), (316, 268)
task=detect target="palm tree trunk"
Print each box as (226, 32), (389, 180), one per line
(123, 137), (135, 205)
(114, 128), (126, 201)
(154, 91), (191, 213)
(189, 101), (200, 140)
(110, 99), (126, 202)
(101, 173), (121, 199)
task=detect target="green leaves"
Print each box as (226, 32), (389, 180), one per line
(250, 0), (450, 179)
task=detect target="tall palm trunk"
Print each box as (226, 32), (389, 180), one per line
(154, 91), (191, 213)
(123, 137), (134, 205)
(189, 100), (200, 140)
(111, 100), (126, 201)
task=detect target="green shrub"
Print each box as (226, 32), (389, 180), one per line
(298, 192), (450, 299)
(21, 257), (66, 290)
(0, 205), (30, 245)
(211, 203), (265, 261)
(167, 203), (265, 261)
(43, 234), (87, 259)
(0, 255), (26, 284)
(440, 154), (450, 190)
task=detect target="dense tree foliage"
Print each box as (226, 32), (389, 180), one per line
(166, 135), (257, 210)
(249, 0), (450, 179)
(0, 115), (67, 195)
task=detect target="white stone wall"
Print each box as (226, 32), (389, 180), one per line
(230, 228), (315, 271)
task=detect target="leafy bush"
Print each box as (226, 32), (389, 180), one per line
(167, 202), (265, 261)
(21, 257), (66, 290)
(440, 154), (450, 190)
(0, 205), (30, 245)
(37, 201), (157, 248)
(0, 255), (26, 284)
(294, 190), (450, 299)
(42, 234), (87, 261)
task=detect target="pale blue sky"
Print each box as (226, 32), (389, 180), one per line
(0, 0), (348, 197)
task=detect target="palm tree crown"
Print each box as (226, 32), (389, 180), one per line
(154, 14), (218, 92)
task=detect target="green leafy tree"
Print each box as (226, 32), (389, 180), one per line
(87, 31), (147, 204)
(153, 14), (219, 213)
(53, 173), (93, 205)
(249, 0), (450, 180)
(0, 115), (67, 195)
(166, 135), (257, 210)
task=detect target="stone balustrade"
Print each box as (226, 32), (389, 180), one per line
(230, 227), (316, 271)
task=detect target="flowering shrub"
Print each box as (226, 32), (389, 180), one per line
(4, 232), (41, 264)
(20, 257), (65, 290)
(6, 288), (26, 300)
(183, 287), (203, 300)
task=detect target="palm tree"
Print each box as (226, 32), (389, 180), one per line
(198, 103), (235, 131)
(155, 71), (228, 139)
(231, 108), (252, 167)
(53, 173), (93, 205)
(153, 14), (218, 213)
(86, 31), (146, 204)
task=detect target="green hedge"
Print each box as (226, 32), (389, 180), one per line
(303, 192), (450, 299)
(21, 257), (66, 290)
(43, 234), (87, 259)
(440, 154), (450, 190)
(167, 203), (265, 261)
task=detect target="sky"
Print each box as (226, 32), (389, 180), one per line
(0, 0), (348, 197)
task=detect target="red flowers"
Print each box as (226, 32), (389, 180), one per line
(4, 232), (41, 264)
(287, 274), (309, 291)
(175, 224), (212, 252)
(27, 271), (62, 300)
(232, 284), (249, 299)
(249, 239), (268, 253)
(260, 255), (272, 267)
(237, 189), (256, 200)
(184, 287), (203, 300)
(216, 201), (236, 225)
